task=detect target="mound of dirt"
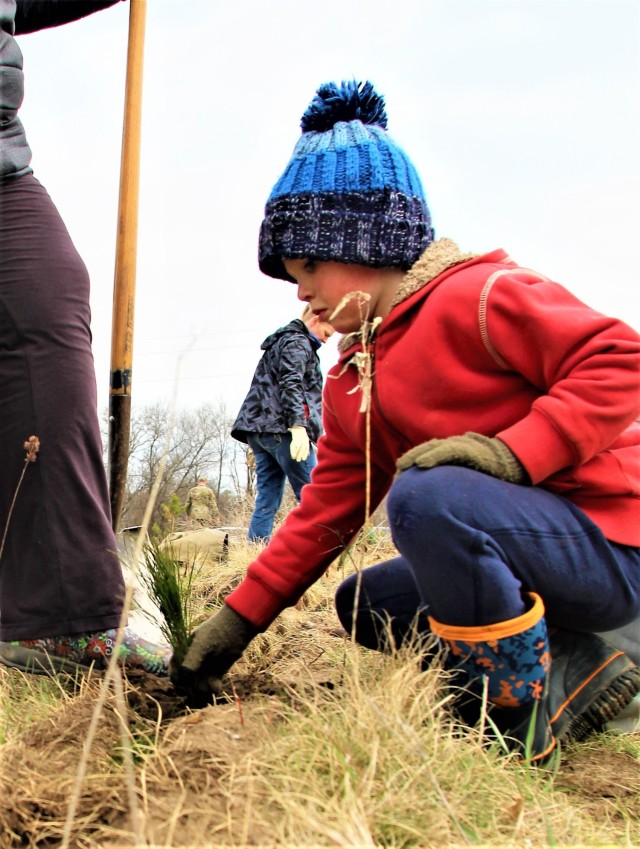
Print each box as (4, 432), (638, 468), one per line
(105, 699), (279, 847)
(0, 689), (127, 846)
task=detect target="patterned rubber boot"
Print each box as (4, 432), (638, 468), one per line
(430, 592), (555, 763)
(0, 627), (171, 677)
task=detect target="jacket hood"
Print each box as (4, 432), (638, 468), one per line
(261, 318), (320, 352)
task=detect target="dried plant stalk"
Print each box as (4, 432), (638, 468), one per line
(329, 292), (382, 640)
(0, 435), (40, 563)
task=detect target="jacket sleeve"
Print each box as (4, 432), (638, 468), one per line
(484, 274), (640, 483)
(277, 336), (313, 431)
(15, 0), (124, 35)
(225, 384), (393, 629)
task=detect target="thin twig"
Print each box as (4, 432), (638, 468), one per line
(330, 294), (379, 645)
(0, 436), (40, 563)
(61, 352), (188, 849)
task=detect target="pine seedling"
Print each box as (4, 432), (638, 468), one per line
(138, 540), (200, 665)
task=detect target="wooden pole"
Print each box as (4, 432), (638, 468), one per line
(108, 0), (147, 532)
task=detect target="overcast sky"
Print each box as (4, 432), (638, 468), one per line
(16, 0), (640, 416)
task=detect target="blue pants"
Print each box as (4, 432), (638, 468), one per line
(336, 467), (640, 649)
(247, 432), (316, 541)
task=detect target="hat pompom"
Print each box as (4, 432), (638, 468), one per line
(300, 80), (388, 133)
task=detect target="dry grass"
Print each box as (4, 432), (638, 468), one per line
(1, 535), (639, 848)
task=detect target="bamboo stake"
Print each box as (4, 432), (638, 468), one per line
(108, 0), (147, 532)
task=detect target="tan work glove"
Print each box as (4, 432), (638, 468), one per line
(289, 425), (311, 461)
(396, 432), (528, 484)
(170, 604), (258, 704)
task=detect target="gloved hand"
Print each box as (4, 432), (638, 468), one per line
(289, 425), (311, 461)
(170, 604), (258, 703)
(396, 432), (528, 484)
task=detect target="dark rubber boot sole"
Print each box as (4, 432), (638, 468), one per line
(554, 664), (640, 742)
(549, 630), (640, 743)
(0, 642), (91, 677)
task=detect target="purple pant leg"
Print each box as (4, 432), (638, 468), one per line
(0, 175), (124, 639)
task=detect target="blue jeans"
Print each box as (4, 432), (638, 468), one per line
(336, 466), (640, 647)
(247, 432), (316, 541)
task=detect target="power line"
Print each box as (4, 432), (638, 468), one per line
(137, 327), (265, 342)
(135, 343), (258, 356)
(135, 372), (248, 384)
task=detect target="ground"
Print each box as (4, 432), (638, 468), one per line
(1, 618), (639, 847)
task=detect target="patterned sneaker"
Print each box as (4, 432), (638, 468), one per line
(0, 627), (171, 677)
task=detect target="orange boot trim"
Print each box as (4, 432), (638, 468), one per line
(429, 592), (544, 642)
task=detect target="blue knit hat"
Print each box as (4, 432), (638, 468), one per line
(259, 80), (435, 281)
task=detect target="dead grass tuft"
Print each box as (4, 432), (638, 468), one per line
(0, 680), (128, 847)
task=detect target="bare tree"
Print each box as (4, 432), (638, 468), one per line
(102, 401), (242, 528)
(226, 441), (254, 498)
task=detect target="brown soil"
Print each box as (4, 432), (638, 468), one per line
(554, 743), (640, 822)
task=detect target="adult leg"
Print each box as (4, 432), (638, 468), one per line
(247, 434), (286, 541)
(0, 176), (124, 639)
(0, 176), (169, 674)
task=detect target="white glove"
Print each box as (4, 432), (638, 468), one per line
(288, 426), (310, 461)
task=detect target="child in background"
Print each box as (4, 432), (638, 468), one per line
(231, 304), (334, 542)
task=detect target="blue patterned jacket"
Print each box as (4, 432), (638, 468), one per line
(231, 319), (324, 444)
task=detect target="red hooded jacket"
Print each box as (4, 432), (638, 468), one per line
(228, 241), (640, 629)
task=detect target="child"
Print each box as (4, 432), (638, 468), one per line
(231, 304), (335, 542)
(172, 81), (640, 761)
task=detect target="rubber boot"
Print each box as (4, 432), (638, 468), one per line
(431, 592), (556, 762)
(548, 628), (640, 742)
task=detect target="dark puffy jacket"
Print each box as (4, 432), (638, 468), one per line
(1, 0), (123, 180)
(231, 319), (324, 444)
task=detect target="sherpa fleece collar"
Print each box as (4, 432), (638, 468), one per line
(338, 238), (477, 353)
